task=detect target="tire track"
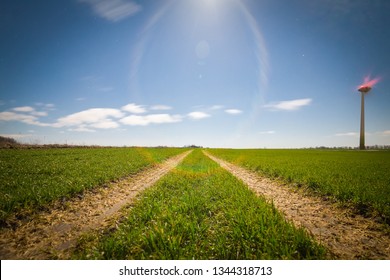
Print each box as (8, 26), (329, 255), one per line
(0, 150), (192, 259)
(204, 151), (390, 259)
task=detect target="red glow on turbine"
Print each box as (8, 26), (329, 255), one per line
(357, 76), (381, 93)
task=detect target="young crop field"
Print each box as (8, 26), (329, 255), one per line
(0, 147), (185, 222)
(75, 149), (326, 260)
(2, 146), (389, 260)
(207, 149), (390, 222)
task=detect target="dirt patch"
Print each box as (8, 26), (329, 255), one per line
(205, 151), (390, 259)
(0, 151), (192, 259)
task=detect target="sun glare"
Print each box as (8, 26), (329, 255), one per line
(201, 0), (223, 9)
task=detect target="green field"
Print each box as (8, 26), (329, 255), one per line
(0, 147), (185, 222)
(2, 146), (388, 259)
(75, 149), (326, 259)
(208, 149), (390, 222)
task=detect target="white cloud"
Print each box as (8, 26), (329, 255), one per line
(80, 0), (142, 22)
(146, 114), (181, 124)
(0, 111), (48, 126)
(225, 109), (242, 115)
(1, 105), (53, 126)
(13, 106), (49, 117)
(120, 115), (149, 126)
(188, 111), (211, 120)
(1, 102), (227, 132)
(150, 105), (172, 111)
(121, 103), (146, 114)
(264, 98), (312, 111)
(31, 111), (48, 117)
(90, 120), (120, 129)
(69, 126), (96, 133)
(120, 114), (182, 126)
(57, 108), (124, 130)
(13, 106), (35, 112)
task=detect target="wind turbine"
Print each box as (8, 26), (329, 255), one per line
(357, 76), (380, 150)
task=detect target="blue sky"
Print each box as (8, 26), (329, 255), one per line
(0, 0), (389, 148)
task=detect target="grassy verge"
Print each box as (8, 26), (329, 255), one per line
(75, 149), (326, 259)
(207, 149), (390, 222)
(0, 147), (185, 222)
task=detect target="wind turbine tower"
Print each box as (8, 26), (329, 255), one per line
(358, 85), (370, 150)
(357, 76), (380, 150)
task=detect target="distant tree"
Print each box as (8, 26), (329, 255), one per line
(0, 136), (20, 148)
(0, 136), (18, 145)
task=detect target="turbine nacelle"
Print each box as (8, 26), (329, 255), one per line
(358, 86), (371, 93)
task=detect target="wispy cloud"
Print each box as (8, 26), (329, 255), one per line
(98, 86), (114, 92)
(264, 98), (312, 111)
(210, 105), (224, 110)
(121, 103), (146, 114)
(259, 130), (275, 134)
(335, 132), (359, 137)
(150, 105), (172, 111)
(0, 133), (33, 139)
(188, 111), (210, 120)
(80, 0), (142, 22)
(225, 109), (242, 115)
(377, 130), (390, 136)
(120, 114), (182, 126)
(35, 103), (56, 111)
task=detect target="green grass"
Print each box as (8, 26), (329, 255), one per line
(208, 149), (390, 222)
(0, 147), (185, 222)
(75, 150), (326, 260)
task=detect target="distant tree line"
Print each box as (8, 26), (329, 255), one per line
(183, 145), (203, 148)
(1, 136), (387, 150)
(310, 145), (390, 150)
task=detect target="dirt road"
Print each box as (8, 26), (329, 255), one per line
(0, 150), (192, 259)
(205, 151), (390, 259)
